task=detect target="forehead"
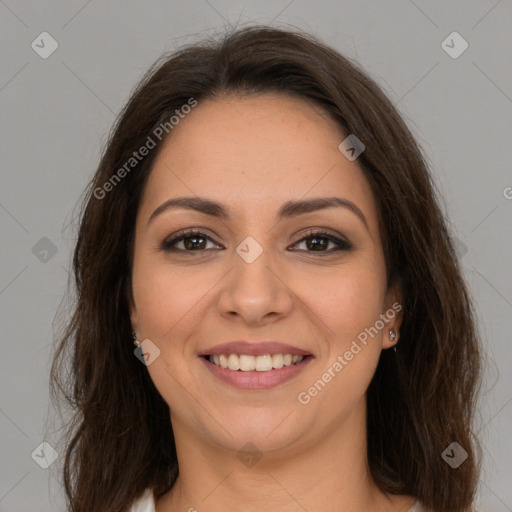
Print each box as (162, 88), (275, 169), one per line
(139, 93), (379, 230)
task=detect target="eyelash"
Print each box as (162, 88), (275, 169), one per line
(160, 228), (352, 255)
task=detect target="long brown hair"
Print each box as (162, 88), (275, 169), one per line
(50, 25), (482, 512)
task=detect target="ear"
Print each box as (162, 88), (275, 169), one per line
(381, 281), (404, 349)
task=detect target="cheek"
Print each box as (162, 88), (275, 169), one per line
(301, 270), (386, 408)
(296, 259), (387, 342)
(132, 256), (213, 339)
(132, 260), (209, 409)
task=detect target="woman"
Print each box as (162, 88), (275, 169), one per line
(51, 26), (482, 512)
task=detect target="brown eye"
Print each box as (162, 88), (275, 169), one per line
(161, 231), (221, 252)
(291, 230), (352, 253)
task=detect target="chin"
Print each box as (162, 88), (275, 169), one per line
(199, 405), (312, 456)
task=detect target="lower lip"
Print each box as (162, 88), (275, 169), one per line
(200, 356), (313, 390)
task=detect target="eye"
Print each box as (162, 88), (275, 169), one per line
(161, 228), (352, 254)
(161, 230), (222, 252)
(290, 229), (352, 253)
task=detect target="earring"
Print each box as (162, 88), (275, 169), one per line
(389, 329), (398, 352)
(132, 331), (141, 347)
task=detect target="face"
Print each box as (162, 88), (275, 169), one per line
(129, 93), (402, 456)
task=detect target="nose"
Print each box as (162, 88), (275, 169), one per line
(217, 247), (294, 327)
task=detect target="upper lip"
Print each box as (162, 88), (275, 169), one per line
(198, 341), (312, 357)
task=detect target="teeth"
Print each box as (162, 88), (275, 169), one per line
(227, 354), (240, 370)
(240, 354), (256, 371)
(209, 353), (304, 371)
(272, 353), (284, 369)
(256, 354), (273, 371)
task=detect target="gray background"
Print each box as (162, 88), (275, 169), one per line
(1, 1), (511, 511)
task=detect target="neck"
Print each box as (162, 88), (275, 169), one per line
(156, 400), (413, 512)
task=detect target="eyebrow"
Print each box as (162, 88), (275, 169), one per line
(147, 196), (368, 230)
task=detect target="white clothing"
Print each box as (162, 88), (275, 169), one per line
(130, 488), (155, 512)
(129, 488), (430, 511)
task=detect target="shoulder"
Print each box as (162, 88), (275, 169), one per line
(129, 488), (155, 512)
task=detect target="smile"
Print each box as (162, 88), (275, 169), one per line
(200, 353), (313, 390)
(208, 353), (304, 371)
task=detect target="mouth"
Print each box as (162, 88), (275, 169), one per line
(199, 349), (314, 390)
(204, 353), (310, 371)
